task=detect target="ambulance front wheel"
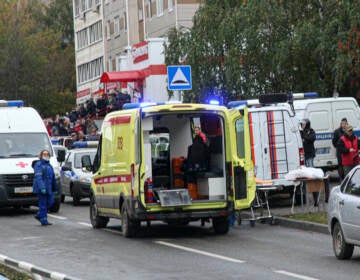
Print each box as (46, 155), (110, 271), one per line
(212, 217), (230, 234)
(90, 195), (109, 228)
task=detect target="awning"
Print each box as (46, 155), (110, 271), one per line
(100, 70), (145, 83)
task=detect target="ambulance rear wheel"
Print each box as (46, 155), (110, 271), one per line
(90, 195), (108, 228)
(121, 204), (138, 238)
(213, 217), (230, 234)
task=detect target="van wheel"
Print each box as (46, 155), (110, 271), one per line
(213, 217), (230, 234)
(332, 222), (354, 259)
(73, 192), (81, 206)
(121, 204), (139, 238)
(90, 195), (108, 228)
(60, 194), (65, 203)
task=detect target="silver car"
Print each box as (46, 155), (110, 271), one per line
(328, 166), (360, 259)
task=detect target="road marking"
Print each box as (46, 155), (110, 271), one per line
(16, 236), (40, 241)
(274, 270), (320, 280)
(155, 241), (245, 264)
(48, 214), (67, 220)
(78, 222), (92, 227)
(103, 228), (122, 235)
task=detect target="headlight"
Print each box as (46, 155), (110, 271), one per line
(79, 176), (91, 183)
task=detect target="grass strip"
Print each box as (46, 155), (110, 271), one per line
(285, 212), (327, 224)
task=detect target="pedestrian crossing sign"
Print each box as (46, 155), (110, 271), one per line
(167, 65), (192, 90)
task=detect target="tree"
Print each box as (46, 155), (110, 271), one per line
(165, 0), (360, 102)
(0, 0), (76, 116)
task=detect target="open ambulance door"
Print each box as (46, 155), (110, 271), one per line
(228, 107), (256, 210)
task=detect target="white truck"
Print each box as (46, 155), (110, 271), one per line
(0, 100), (63, 212)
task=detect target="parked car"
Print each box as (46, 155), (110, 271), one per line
(328, 166), (360, 259)
(60, 144), (97, 205)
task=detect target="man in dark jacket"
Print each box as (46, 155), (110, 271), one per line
(332, 118), (348, 180)
(300, 119), (316, 167)
(300, 119), (318, 206)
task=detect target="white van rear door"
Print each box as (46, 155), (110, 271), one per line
(251, 110), (297, 180)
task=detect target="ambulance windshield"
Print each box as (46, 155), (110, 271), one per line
(0, 133), (52, 158)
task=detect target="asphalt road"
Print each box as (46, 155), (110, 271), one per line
(0, 197), (359, 280)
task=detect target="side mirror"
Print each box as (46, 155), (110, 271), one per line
(81, 155), (92, 171)
(57, 149), (66, 163)
(61, 165), (71, 171)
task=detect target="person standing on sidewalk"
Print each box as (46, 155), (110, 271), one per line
(32, 149), (58, 226)
(300, 119), (318, 205)
(332, 118), (348, 180)
(338, 125), (359, 177)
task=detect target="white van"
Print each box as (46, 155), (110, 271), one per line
(229, 95), (304, 191)
(293, 95), (360, 171)
(0, 100), (63, 212)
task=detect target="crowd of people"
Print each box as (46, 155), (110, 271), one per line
(43, 88), (132, 140)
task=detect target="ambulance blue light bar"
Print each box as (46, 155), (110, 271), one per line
(0, 100), (24, 107)
(73, 141), (98, 148)
(51, 138), (60, 144)
(292, 92), (318, 100)
(209, 99), (220, 105)
(227, 101), (248, 109)
(123, 101), (182, 110)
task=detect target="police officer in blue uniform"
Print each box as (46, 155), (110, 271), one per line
(32, 149), (58, 226)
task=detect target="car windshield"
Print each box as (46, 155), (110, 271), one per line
(0, 133), (52, 158)
(74, 151), (96, 169)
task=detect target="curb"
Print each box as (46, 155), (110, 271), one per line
(274, 216), (329, 235)
(0, 254), (81, 280)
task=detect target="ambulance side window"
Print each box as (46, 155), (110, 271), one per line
(93, 135), (102, 173)
(235, 119), (245, 158)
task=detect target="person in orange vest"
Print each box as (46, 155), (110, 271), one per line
(338, 125), (359, 177)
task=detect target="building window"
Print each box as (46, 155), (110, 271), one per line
(89, 21), (103, 44)
(124, 12), (127, 32)
(95, 0), (100, 4)
(114, 16), (120, 36)
(76, 28), (88, 49)
(148, 0), (153, 18)
(78, 57), (104, 84)
(108, 58), (113, 72)
(157, 0), (163, 16)
(75, 0), (80, 16)
(107, 20), (111, 40)
(168, 0), (173, 11)
(81, 0), (87, 12)
(88, 0), (93, 9)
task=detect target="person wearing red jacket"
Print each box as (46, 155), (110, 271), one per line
(195, 126), (207, 145)
(338, 125), (359, 177)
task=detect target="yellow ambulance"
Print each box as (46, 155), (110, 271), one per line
(84, 102), (255, 237)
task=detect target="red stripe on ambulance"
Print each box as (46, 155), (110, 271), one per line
(94, 175), (131, 184)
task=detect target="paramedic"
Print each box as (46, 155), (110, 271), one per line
(300, 119), (318, 205)
(32, 149), (58, 226)
(332, 118), (348, 180)
(187, 135), (209, 172)
(195, 126), (207, 145)
(338, 125), (359, 177)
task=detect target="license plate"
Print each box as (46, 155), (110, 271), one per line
(157, 189), (192, 207)
(14, 187), (33, 194)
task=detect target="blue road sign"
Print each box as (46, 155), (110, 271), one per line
(167, 65), (192, 90)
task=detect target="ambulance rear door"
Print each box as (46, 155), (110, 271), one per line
(228, 107), (256, 210)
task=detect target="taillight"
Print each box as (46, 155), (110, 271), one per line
(130, 163), (135, 197)
(299, 148), (305, 165)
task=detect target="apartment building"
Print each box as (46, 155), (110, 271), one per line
(73, 0), (200, 104)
